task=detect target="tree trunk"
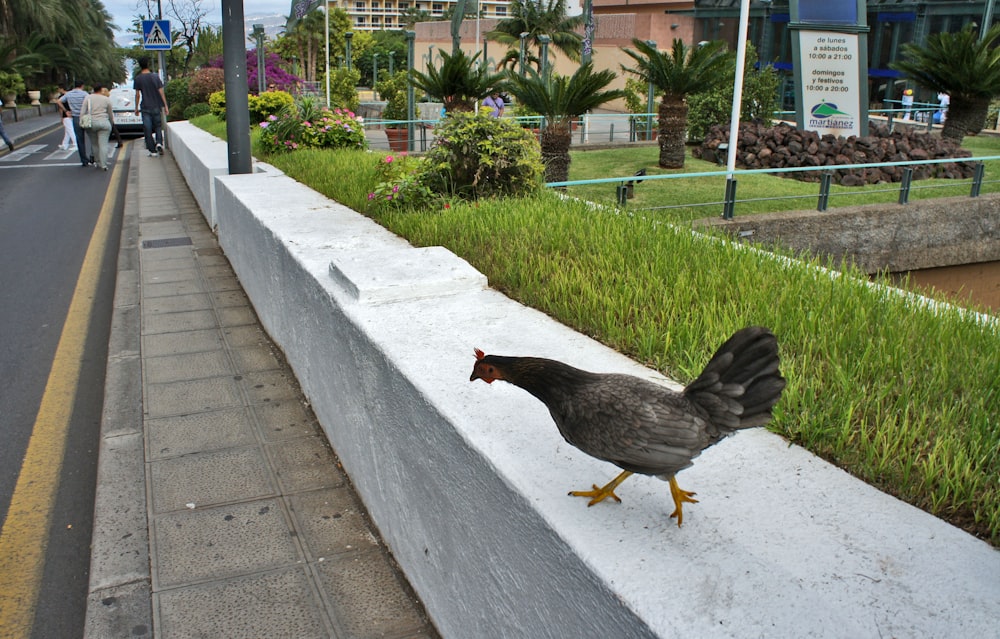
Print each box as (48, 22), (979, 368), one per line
(540, 123), (572, 184)
(939, 95), (990, 143)
(658, 95), (687, 169)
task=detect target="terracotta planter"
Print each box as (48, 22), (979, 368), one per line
(385, 127), (409, 152)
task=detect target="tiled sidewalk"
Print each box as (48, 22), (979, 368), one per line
(99, 146), (438, 638)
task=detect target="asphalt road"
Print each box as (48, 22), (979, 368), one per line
(0, 126), (127, 638)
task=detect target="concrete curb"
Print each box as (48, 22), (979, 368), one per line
(170, 122), (1000, 638)
(84, 149), (153, 638)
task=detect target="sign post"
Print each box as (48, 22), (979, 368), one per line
(790, 0), (869, 138)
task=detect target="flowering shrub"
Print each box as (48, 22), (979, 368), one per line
(249, 90), (295, 124)
(366, 154), (439, 211)
(258, 97), (367, 153)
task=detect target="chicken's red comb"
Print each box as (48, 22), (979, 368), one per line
(474, 348), (486, 360)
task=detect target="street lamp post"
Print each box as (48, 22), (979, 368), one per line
(252, 24), (266, 94)
(345, 32), (354, 70)
(538, 34), (551, 76)
(519, 32), (528, 75)
(373, 52), (379, 95)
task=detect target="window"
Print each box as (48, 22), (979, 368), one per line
(356, 15), (366, 25)
(432, 2), (442, 14)
(372, 1), (379, 8)
(495, 6), (506, 16)
(399, 1), (408, 8)
(373, 15), (381, 24)
(355, 1), (364, 9)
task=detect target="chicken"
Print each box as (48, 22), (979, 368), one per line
(469, 326), (786, 526)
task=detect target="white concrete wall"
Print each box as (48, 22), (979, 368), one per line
(169, 122), (1000, 639)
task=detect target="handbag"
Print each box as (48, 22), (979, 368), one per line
(80, 96), (93, 129)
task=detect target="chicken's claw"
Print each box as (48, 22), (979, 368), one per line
(569, 470), (633, 506)
(668, 476), (698, 527)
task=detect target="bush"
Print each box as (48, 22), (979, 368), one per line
(208, 89), (226, 120)
(257, 97), (367, 153)
(249, 90), (295, 124)
(375, 70), (409, 123)
(164, 77), (191, 121)
(367, 153), (438, 211)
(188, 67), (226, 103)
(184, 102), (211, 119)
(419, 111), (543, 200)
(322, 67), (361, 113)
(686, 44), (780, 142)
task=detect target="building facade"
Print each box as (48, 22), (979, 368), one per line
(331, 0), (512, 31)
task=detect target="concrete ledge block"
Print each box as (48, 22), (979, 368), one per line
(329, 247), (487, 303)
(183, 122), (1000, 639)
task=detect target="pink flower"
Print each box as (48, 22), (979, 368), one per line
(260, 122), (269, 128)
(385, 155), (394, 164)
(368, 192), (375, 200)
(268, 114), (278, 121)
(303, 121), (311, 127)
(386, 195), (393, 201)
(392, 185), (400, 193)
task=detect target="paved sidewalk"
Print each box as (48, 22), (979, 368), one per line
(86, 144), (439, 638)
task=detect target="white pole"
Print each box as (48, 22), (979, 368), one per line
(725, 0), (751, 177)
(325, 0), (331, 107)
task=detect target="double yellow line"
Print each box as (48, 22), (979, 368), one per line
(0, 160), (123, 638)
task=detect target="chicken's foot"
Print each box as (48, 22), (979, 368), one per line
(668, 476), (698, 527)
(569, 470), (634, 506)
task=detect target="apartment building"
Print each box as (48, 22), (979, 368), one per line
(331, 0), (512, 31)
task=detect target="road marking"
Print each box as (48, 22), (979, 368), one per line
(0, 159), (123, 638)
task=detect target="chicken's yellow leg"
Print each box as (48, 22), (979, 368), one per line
(570, 471), (634, 506)
(668, 476), (699, 527)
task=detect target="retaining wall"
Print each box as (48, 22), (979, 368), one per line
(168, 122), (1000, 638)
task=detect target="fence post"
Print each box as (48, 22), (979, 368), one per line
(899, 167), (913, 204)
(817, 172), (832, 211)
(616, 183), (628, 206)
(722, 178), (737, 219)
(971, 161), (985, 197)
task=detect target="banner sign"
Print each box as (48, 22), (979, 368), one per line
(797, 30), (863, 137)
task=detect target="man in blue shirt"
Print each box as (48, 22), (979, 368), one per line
(59, 80), (92, 166)
(133, 57), (170, 156)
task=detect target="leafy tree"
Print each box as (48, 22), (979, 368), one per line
(891, 23), (1000, 143)
(273, 7), (352, 84)
(503, 63), (625, 183)
(400, 7), (432, 29)
(409, 49), (504, 112)
(686, 43), (780, 141)
(489, 0), (583, 72)
(621, 38), (734, 168)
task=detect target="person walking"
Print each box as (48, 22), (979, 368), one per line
(80, 83), (113, 171)
(59, 80), (92, 166)
(59, 109), (77, 150)
(0, 117), (13, 153)
(483, 92), (505, 118)
(134, 57), (169, 157)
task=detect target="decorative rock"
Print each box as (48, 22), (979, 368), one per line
(693, 121), (976, 186)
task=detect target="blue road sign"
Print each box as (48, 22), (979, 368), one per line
(142, 20), (172, 51)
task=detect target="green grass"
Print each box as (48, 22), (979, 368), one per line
(191, 116), (1000, 544)
(565, 142), (1000, 221)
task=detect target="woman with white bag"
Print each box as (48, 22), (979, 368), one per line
(79, 83), (113, 171)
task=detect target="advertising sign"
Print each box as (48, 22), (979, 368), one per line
(798, 30), (863, 138)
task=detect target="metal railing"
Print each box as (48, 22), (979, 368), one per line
(545, 155), (1000, 218)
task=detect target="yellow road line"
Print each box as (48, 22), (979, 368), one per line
(0, 159), (124, 639)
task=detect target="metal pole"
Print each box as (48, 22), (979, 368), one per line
(373, 52), (379, 95)
(519, 32), (528, 75)
(157, 0), (167, 84)
(221, 0), (252, 174)
(346, 32), (354, 70)
(406, 30), (416, 152)
(539, 35), (551, 76)
(389, 51), (395, 75)
(724, 0), (751, 218)
(582, 0), (594, 66)
(645, 41), (656, 141)
(325, 0), (330, 107)
(253, 24), (265, 93)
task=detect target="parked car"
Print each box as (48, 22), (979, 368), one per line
(109, 87), (143, 136)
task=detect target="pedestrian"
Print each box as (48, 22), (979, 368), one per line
(60, 109), (77, 150)
(133, 57), (169, 157)
(483, 91), (504, 118)
(101, 86), (124, 152)
(901, 89), (914, 121)
(937, 92), (950, 124)
(80, 83), (113, 171)
(60, 80), (92, 166)
(0, 116), (13, 153)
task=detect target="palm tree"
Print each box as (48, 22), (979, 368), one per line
(621, 38), (734, 169)
(409, 49), (504, 113)
(503, 63), (624, 183)
(891, 23), (1000, 143)
(488, 0), (583, 69)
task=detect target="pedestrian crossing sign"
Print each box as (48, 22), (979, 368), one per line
(142, 20), (172, 50)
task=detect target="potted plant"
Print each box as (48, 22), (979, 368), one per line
(0, 71), (25, 108)
(375, 71), (411, 152)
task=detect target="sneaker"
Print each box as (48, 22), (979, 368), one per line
(148, 151), (157, 157)
(7, 142), (13, 152)
(156, 143), (164, 155)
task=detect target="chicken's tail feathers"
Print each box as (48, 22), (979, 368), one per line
(683, 326), (786, 432)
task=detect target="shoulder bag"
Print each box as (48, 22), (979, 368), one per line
(80, 96), (93, 129)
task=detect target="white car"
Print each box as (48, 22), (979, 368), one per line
(109, 87), (144, 135)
